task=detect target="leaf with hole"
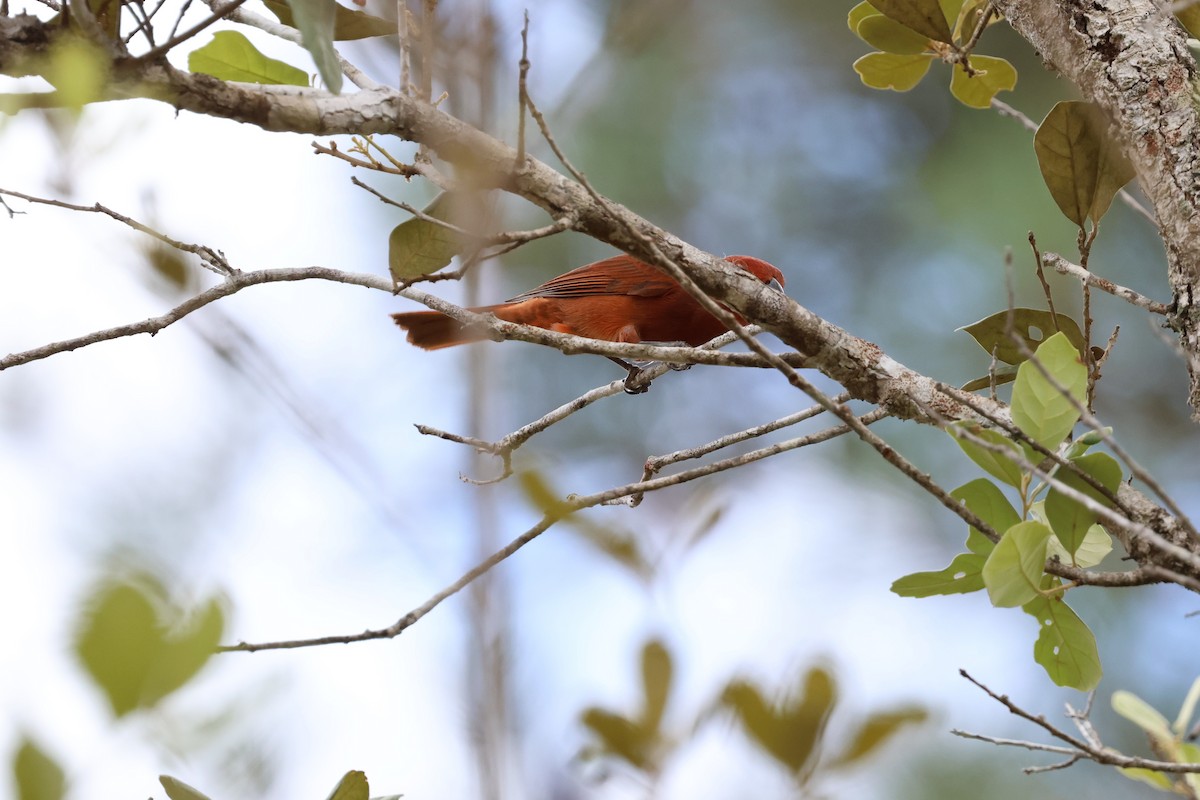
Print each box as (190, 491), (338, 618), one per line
(1011, 332), (1087, 452)
(981, 521), (1050, 607)
(959, 308), (1086, 365)
(188, 31), (308, 85)
(867, 0), (954, 42)
(891, 551), (986, 597)
(852, 52), (934, 91)
(1024, 593), (1101, 690)
(1034, 100), (1135, 228)
(948, 55), (1016, 108)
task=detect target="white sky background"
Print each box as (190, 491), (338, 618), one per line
(2, 2), (1198, 799)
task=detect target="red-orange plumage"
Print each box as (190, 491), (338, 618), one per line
(391, 254), (785, 350)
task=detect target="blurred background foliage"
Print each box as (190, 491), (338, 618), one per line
(2, 0), (1198, 798)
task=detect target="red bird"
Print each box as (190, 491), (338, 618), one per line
(391, 254), (786, 392)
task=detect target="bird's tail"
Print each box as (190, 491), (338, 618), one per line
(391, 305), (505, 350)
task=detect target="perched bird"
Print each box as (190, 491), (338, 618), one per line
(391, 253), (786, 392)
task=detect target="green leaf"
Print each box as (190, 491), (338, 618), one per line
(981, 521), (1050, 607)
(1175, 675), (1200, 737)
(517, 469), (572, 522)
(1025, 594), (1101, 690)
(948, 55), (1017, 108)
(722, 668), (836, 776)
(263, 0), (394, 39)
(961, 365), (1017, 392)
(1034, 100), (1136, 228)
(952, 478), (1018, 548)
(1046, 523), (1112, 569)
(867, 0), (954, 42)
(1178, 7), (1200, 37)
(852, 52), (934, 91)
(640, 640), (672, 732)
(848, 1), (882, 32)
(827, 707), (927, 768)
(159, 776), (215, 800)
(953, 0), (997, 40)
(14, 737), (65, 800)
(74, 575), (224, 717)
(1044, 452), (1121, 558)
(891, 552), (986, 597)
(856, 15), (931, 54)
(580, 708), (655, 770)
(1011, 332), (1087, 452)
(188, 31), (308, 85)
(1116, 767), (1174, 791)
(388, 191), (485, 282)
(959, 308), (1087, 365)
(284, 0), (343, 94)
(950, 422), (1024, 488)
(324, 770), (369, 800)
(43, 36), (111, 113)
(1113, 691), (1174, 746)
(1064, 426), (1111, 459)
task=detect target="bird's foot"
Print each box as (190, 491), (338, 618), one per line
(608, 356), (652, 394)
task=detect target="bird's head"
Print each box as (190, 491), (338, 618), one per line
(725, 255), (786, 293)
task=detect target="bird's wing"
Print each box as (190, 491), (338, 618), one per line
(505, 255), (674, 302)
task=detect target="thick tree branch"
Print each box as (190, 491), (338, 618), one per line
(993, 0), (1200, 415)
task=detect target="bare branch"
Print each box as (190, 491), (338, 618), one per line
(1043, 252), (1170, 315)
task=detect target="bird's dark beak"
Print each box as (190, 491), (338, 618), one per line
(766, 277), (785, 293)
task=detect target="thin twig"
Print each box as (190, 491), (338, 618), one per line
(0, 188), (234, 276)
(1043, 252), (1169, 314)
(137, 0), (249, 61)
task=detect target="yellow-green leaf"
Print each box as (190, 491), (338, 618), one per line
(1034, 100), (1136, 228)
(949, 55), (1016, 108)
(950, 422), (1024, 488)
(324, 770), (369, 800)
(853, 52), (934, 91)
(848, 1), (882, 32)
(640, 640), (672, 732)
(43, 36), (111, 113)
(867, 0), (954, 43)
(1044, 452), (1121, 558)
(982, 521), (1050, 607)
(14, 737), (65, 800)
(1113, 691), (1174, 746)
(1025, 593), (1101, 690)
(188, 31), (308, 86)
(1011, 332), (1087, 452)
(1178, 7), (1200, 37)
(159, 776), (214, 800)
(856, 15), (931, 54)
(388, 191), (485, 282)
(1117, 767), (1174, 791)
(891, 551), (986, 597)
(828, 707), (927, 768)
(952, 478), (1018, 549)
